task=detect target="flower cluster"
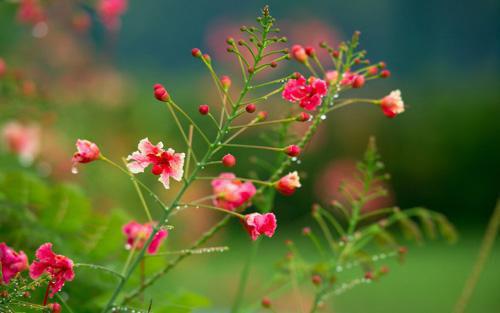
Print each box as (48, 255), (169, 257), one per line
(0, 242), (73, 310)
(282, 74), (328, 111)
(211, 173), (257, 211)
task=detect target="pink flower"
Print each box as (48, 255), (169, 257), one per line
(17, 0), (45, 25)
(29, 243), (74, 298)
(0, 58), (6, 77)
(1, 121), (40, 165)
(325, 70), (338, 85)
(72, 139), (100, 165)
(211, 173), (256, 211)
(275, 171), (301, 196)
(0, 243), (29, 284)
(126, 138), (185, 189)
(97, 0), (128, 31)
(291, 44), (308, 63)
(243, 213), (277, 241)
(380, 90), (405, 118)
(122, 221), (168, 254)
(282, 75), (328, 111)
(48, 303), (61, 313)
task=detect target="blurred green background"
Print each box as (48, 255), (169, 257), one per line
(0, 0), (499, 312)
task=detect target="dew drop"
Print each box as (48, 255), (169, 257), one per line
(320, 114), (327, 120)
(291, 157), (297, 162)
(71, 166), (79, 174)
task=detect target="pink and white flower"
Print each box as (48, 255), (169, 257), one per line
(282, 74), (328, 111)
(243, 213), (277, 241)
(97, 0), (128, 31)
(0, 243), (29, 284)
(122, 221), (168, 254)
(29, 243), (74, 298)
(211, 173), (256, 211)
(72, 139), (100, 165)
(275, 171), (301, 196)
(380, 90), (405, 118)
(1, 121), (40, 165)
(126, 138), (185, 189)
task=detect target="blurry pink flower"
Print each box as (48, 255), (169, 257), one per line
(282, 75), (328, 111)
(126, 138), (185, 189)
(290, 44), (308, 63)
(325, 70), (338, 85)
(243, 213), (277, 241)
(122, 221), (168, 254)
(0, 243), (29, 284)
(97, 0), (128, 31)
(315, 159), (393, 213)
(17, 0), (45, 25)
(72, 139), (100, 165)
(29, 243), (74, 298)
(211, 173), (256, 211)
(0, 58), (6, 76)
(220, 75), (232, 90)
(1, 121), (40, 165)
(47, 303), (61, 313)
(380, 90), (405, 118)
(275, 171), (301, 196)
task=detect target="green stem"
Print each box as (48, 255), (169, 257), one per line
(229, 117), (296, 129)
(231, 238), (262, 312)
(195, 175), (272, 186)
(179, 202), (245, 219)
(121, 157), (153, 223)
(75, 263), (125, 280)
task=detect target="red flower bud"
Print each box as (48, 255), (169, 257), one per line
(380, 69), (391, 78)
(305, 46), (315, 57)
(352, 75), (366, 88)
(198, 104), (209, 115)
(203, 54), (211, 62)
(332, 50), (340, 58)
(312, 275), (322, 286)
(191, 48), (202, 57)
(296, 112), (310, 122)
(378, 61), (387, 69)
(222, 154), (236, 167)
(368, 66), (378, 75)
(151, 164), (163, 175)
(48, 303), (61, 313)
(220, 75), (231, 89)
(261, 297), (272, 308)
(302, 227), (311, 235)
(270, 61), (278, 68)
(257, 111), (268, 121)
(154, 84), (170, 102)
(285, 145), (300, 157)
(380, 266), (390, 274)
(245, 103), (256, 113)
(226, 37), (235, 44)
(364, 272), (374, 280)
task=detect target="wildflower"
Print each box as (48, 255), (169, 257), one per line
(29, 243), (74, 298)
(222, 154), (236, 167)
(1, 121), (40, 165)
(243, 212), (277, 241)
(211, 173), (256, 211)
(351, 75), (365, 88)
(198, 104), (209, 115)
(153, 83), (170, 102)
(305, 46), (316, 57)
(380, 90), (405, 118)
(71, 139), (100, 173)
(285, 145), (300, 157)
(97, 0), (128, 31)
(380, 69), (391, 78)
(290, 44), (308, 63)
(122, 221), (168, 254)
(282, 74), (327, 111)
(275, 171), (301, 196)
(325, 70), (338, 84)
(0, 243), (29, 284)
(126, 138), (185, 189)
(17, 0), (45, 25)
